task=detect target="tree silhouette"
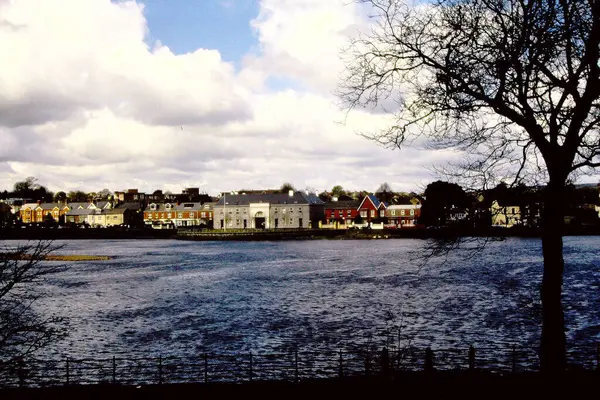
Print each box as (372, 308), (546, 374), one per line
(279, 182), (296, 193)
(421, 181), (470, 227)
(0, 241), (68, 365)
(53, 191), (67, 203)
(331, 185), (346, 197)
(340, 0), (600, 373)
(375, 182), (394, 204)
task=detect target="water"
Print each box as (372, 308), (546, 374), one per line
(10, 237), (600, 364)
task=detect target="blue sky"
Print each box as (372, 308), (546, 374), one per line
(141, 0), (259, 63)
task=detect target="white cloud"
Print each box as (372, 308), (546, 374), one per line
(0, 0), (448, 195)
(246, 0), (369, 93)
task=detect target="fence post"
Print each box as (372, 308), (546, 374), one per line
(112, 356), (116, 384)
(158, 356), (163, 385)
(424, 347), (434, 372)
(294, 348), (299, 383)
(511, 346), (517, 373)
(204, 354), (208, 383)
(17, 358), (25, 388)
(338, 350), (344, 378)
(249, 353), (253, 382)
(381, 347), (390, 377)
(468, 345), (476, 370)
(65, 357), (70, 386)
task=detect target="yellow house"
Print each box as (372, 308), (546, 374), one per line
(104, 208), (128, 226)
(491, 200), (521, 227)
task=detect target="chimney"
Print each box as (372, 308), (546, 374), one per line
(288, 190), (294, 197)
(37, 200), (41, 205)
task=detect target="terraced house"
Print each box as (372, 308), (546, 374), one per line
(214, 191), (324, 229)
(386, 204), (421, 227)
(19, 202), (69, 224)
(144, 202), (213, 228)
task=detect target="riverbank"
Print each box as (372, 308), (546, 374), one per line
(0, 227), (175, 240)
(2, 225), (600, 241)
(0, 253), (112, 261)
(175, 225), (600, 241)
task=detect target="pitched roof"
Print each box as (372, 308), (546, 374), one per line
(116, 202), (141, 210)
(387, 204), (421, 210)
(324, 200), (361, 210)
(358, 194), (385, 210)
(215, 192), (323, 206)
(66, 208), (94, 216)
(144, 203), (177, 212)
(68, 202), (91, 210)
(173, 202), (203, 211)
(35, 203), (67, 210)
(96, 201), (111, 209)
(104, 208), (128, 215)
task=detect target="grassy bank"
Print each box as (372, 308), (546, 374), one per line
(0, 253), (112, 261)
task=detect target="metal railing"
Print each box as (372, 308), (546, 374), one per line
(1, 344), (599, 388)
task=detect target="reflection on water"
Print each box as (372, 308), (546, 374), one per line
(22, 237), (600, 360)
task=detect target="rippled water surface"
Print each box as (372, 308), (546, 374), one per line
(20, 237), (600, 359)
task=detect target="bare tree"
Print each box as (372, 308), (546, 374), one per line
(0, 241), (68, 366)
(339, 0), (600, 373)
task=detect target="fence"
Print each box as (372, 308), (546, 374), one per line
(1, 344), (599, 388)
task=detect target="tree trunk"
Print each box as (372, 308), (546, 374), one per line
(539, 181), (567, 374)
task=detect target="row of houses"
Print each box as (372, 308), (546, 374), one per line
(2, 191), (423, 230)
(14, 200), (137, 227)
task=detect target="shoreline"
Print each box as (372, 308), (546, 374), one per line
(1, 225), (600, 241)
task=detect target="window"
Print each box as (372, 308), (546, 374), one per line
(167, 213), (172, 218)
(201, 212), (205, 217)
(370, 210), (375, 217)
(347, 210), (351, 215)
(360, 210), (367, 218)
(380, 210), (385, 217)
(392, 210), (396, 216)
(401, 210), (405, 216)
(410, 209), (414, 216)
(178, 213), (183, 218)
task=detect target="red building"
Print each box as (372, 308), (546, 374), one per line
(324, 199), (361, 226)
(357, 194), (387, 223)
(324, 194), (387, 227)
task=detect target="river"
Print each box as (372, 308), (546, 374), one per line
(12, 237), (600, 369)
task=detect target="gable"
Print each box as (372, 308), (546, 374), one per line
(357, 195), (378, 211)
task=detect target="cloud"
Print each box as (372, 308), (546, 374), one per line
(0, 0), (450, 195)
(0, 0), (251, 128)
(246, 0), (369, 93)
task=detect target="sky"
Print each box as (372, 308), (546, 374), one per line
(0, 0), (461, 196)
